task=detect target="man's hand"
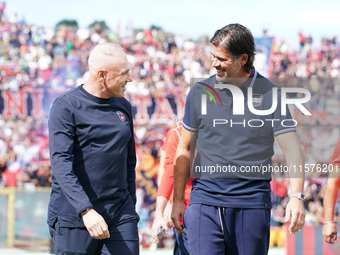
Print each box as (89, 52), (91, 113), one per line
(81, 209), (110, 239)
(163, 201), (173, 228)
(171, 201), (187, 235)
(151, 217), (169, 243)
(323, 223), (338, 244)
(284, 197), (305, 234)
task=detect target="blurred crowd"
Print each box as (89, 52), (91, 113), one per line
(272, 31), (340, 80)
(1, 8), (340, 248)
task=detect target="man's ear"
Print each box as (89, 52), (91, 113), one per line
(97, 70), (106, 81)
(239, 54), (248, 67)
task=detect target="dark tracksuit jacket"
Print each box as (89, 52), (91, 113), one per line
(47, 85), (138, 229)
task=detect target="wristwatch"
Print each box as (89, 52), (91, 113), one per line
(289, 193), (305, 202)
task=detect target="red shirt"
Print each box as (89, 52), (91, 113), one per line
(157, 121), (192, 207)
(330, 138), (340, 167)
(161, 121), (182, 151)
(3, 162), (23, 187)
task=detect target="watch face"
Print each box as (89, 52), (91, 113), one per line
(300, 194), (305, 201)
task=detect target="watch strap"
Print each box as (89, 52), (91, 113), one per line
(290, 193), (305, 202)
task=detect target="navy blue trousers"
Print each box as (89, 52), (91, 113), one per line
(183, 204), (270, 255)
(49, 219), (139, 255)
(173, 227), (190, 255)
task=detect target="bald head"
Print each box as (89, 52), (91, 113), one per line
(83, 43), (132, 99)
(88, 43), (126, 75)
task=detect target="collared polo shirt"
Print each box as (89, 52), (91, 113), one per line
(183, 68), (295, 208)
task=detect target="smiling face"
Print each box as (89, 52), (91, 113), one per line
(102, 56), (132, 98)
(211, 45), (243, 84)
(85, 43), (133, 99)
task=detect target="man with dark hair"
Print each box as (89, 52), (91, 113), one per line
(48, 43), (139, 255)
(171, 23), (305, 255)
(210, 23), (255, 74)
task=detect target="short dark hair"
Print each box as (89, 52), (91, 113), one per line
(210, 23), (256, 73)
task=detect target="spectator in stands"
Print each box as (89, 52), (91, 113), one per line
(272, 204), (286, 227)
(298, 30), (305, 53)
(30, 164), (52, 187)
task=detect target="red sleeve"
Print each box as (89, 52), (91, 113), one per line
(157, 127), (181, 199)
(161, 129), (170, 151)
(331, 138), (340, 167)
(161, 122), (179, 151)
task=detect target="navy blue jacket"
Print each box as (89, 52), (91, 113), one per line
(47, 86), (137, 228)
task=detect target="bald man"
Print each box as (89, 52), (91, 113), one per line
(47, 43), (139, 255)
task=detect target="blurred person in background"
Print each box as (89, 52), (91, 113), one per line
(151, 120), (192, 254)
(30, 164), (52, 187)
(322, 137), (340, 244)
(48, 43), (139, 255)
